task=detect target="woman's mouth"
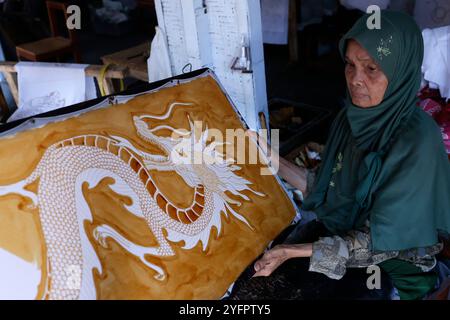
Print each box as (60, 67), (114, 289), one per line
(351, 92), (368, 99)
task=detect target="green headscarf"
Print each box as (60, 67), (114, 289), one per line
(302, 10), (450, 251)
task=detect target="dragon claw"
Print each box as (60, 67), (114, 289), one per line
(93, 227), (109, 249)
(101, 238), (108, 248)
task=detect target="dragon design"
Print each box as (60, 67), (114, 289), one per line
(0, 102), (265, 300)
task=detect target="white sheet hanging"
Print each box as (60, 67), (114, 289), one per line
(422, 26), (450, 99)
(261, 0), (289, 45)
(8, 62), (97, 122)
(148, 26), (173, 82)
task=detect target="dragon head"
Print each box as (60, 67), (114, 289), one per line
(132, 102), (265, 236)
(133, 112), (230, 190)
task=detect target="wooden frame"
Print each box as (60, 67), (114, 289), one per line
(288, 0), (299, 64)
(0, 85), (9, 118)
(0, 61), (128, 110)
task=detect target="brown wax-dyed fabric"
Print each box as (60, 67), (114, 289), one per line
(0, 75), (295, 299)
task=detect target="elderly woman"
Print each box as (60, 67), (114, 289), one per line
(231, 11), (450, 300)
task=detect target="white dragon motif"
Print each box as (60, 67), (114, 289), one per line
(0, 102), (265, 300)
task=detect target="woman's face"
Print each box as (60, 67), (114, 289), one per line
(345, 39), (389, 108)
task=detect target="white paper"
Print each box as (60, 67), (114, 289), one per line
(422, 26), (450, 99)
(9, 62), (97, 122)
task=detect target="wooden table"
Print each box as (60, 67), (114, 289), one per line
(101, 42), (150, 82)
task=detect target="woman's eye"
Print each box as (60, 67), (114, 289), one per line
(368, 66), (378, 72)
(345, 61), (355, 68)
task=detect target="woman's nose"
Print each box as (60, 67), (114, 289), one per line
(351, 68), (365, 88)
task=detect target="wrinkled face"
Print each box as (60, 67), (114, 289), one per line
(345, 39), (389, 108)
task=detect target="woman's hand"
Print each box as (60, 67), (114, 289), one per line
(253, 245), (289, 277)
(247, 130), (309, 194)
(253, 243), (313, 277)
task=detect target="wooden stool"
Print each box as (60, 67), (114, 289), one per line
(16, 1), (81, 62)
(101, 42), (150, 82)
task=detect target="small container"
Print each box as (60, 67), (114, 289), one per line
(268, 98), (332, 156)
